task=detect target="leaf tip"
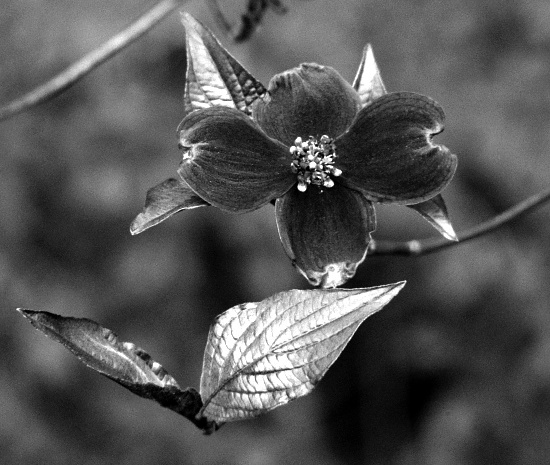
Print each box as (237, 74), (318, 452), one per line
(408, 195), (458, 242)
(363, 42), (375, 62)
(180, 11), (200, 32)
(180, 11), (194, 24)
(353, 42), (386, 105)
(16, 307), (33, 319)
(129, 215), (145, 235)
(433, 215), (458, 242)
(446, 227), (459, 242)
(357, 280), (406, 309)
(17, 308), (45, 325)
(392, 280), (407, 292)
(369, 280), (407, 303)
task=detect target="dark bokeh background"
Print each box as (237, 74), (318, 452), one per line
(3, 0), (550, 463)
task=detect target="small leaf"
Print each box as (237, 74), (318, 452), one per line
(199, 282), (406, 422)
(408, 194), (458, 241)
(182, 13), (266, 116)
(352, 44), (387, 107)
(18, 309), (216, 433)
(130, 178), (209, 235)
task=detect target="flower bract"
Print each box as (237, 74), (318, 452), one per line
(131, 13), (458, 288)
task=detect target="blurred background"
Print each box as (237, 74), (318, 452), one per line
(2, 0), (550, 463)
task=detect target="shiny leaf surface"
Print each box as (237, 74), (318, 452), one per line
(199, 282), (406, 422)
(18, 309), (216, 433)
(408, 194), (458, 241)
(130, 178), (209, 235)
(352, 44), (387, 107)
(182, 13), (266, 116)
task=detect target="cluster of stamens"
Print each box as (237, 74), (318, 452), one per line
(289, 135), (342, 192)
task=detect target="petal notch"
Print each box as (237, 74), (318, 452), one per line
(337, 92), (457, 204)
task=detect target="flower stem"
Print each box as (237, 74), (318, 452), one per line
(369, 186), (550, 256)
(0, 0), (187, 122)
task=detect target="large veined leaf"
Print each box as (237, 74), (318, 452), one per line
(130, 177), (209, 235)
(182, 13), (266, 116)
(18, 283), (405, 432)
(18, 309), (216, 433)
(199, 282), (406, 423)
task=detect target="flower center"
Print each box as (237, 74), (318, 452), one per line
(289, 135), (342, 192)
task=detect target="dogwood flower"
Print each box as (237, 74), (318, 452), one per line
(131, 14), (457, 288)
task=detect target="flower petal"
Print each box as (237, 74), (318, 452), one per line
(253, 64), (360, 146)
(352, 44), (387, 107)
(177, 106), (294, 213)
(182, 13), (266, 116)
(275, 184), (376, 288)
(407, 194), (458, 241)
(130, 178), (209, 235)
(336, 92), (458, 204)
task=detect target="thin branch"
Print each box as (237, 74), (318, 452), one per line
(206, 0), (288, 42)
(206, 0), (233, 36)
(0, 0), (186, 122)
(369, 186), (550, 256)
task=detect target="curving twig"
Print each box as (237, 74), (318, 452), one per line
(0, 0), (187, 122)
(3, 1), (550, 261)
(369, 186), (550, 256)
(206, 0), (287, 42)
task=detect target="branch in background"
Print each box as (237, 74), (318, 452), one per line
(207, 0), (287, 42)
(369, 186), (550, 256)
(3, 1), (549, 262)
(0, 0), (187, 122)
